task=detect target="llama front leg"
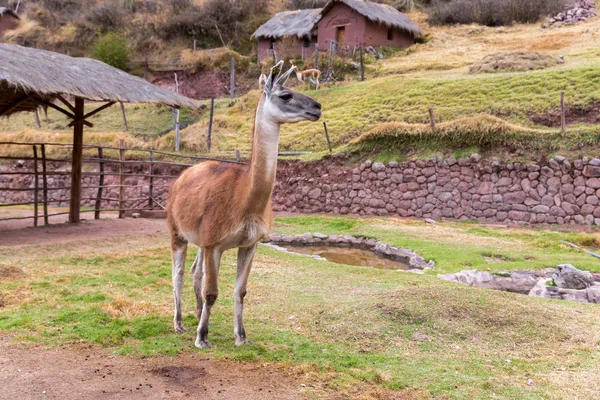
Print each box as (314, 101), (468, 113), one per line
(171, 235), (188, 333)
(190, 248), (203, 321)
(195, 247), (222, 349)
(234, 244), (257, 346)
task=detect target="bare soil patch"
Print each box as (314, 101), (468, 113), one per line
(0, 216), (167, 247)
(0, 336), (313, 400)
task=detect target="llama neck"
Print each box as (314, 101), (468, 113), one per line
(244, 97), (280, 214)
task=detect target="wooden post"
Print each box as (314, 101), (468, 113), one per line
(69, 97), (85, 223)
(144, 55), (149, 80)
(41, 144), (49, 225)
(207, 98), (214, 153)
(148, 150), (154, 210)
(173, 73), (181, 151)
(120, 102), (128, 131)
(34, 108), (41, 128)
(314, 43), (319, 69)
(230, 56), (235, 98)
(323, 121), (332, 153)
(560, 91), (566, 137)
(360, 43), (365, 82)
(429, 108), (436, 129)
(32, 145), (39, 227)
(95, 147), (104, 220)
(236, 150), (241, 162)
(193, 39), (197, 50)
(119, 139), (125, 218)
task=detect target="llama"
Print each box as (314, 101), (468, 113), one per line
(166, 61), (322, 348)
(290, 60), (321, 90)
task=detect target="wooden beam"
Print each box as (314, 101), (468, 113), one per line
(0, 95), (30, 117)
(67, 101), (116, 127)
(69, 97), (85, 223)
(56, 94), (76, 113)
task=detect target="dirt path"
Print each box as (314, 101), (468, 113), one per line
(0, 217), (168, 247)
(0, 337), (314, 400)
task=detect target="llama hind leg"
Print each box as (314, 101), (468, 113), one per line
(171, 234), (188, 333)
(190, 248), (203, 321)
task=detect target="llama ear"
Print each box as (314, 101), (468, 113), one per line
(265, 60), (285, 94)
(275, 64), (297, 87)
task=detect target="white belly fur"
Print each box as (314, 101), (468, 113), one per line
(181, 217), (268, 249)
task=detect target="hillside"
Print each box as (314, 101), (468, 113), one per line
(2, 2), (600, 161)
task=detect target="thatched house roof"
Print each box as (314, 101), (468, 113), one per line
(253, 0), (422, 40)
(0, 7), (19, 20)
(0, 44), (198, 117)
(252, 8), (322, 39)
(321, 0), (422, 37)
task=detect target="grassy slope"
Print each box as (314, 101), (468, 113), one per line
(2, 216), (600, 399)
(3, 12), (600, 160)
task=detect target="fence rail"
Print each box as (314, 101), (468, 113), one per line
(0, 142), (243, 227)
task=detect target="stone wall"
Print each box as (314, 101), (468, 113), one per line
(273, 155), (600, 226)
(4, 154), (600, 226)
(0, 161), (175, 211)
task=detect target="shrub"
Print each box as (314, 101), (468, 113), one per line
(91, 32), (129, 71)
(181, 48), (250, 74)
(428, 0), (568, 26)
(394, 0), (415, 12)
(86, 4), (124, 32)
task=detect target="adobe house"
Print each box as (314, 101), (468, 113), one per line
(0, 7), (19, 39)
(252, 8), (322, 63)
(252, 0), (422, 62)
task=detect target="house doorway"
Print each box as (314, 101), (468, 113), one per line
(336, 26), (346, 43)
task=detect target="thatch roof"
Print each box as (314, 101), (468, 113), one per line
(0, 44), (198, 117)
(252, 8), (322, 39)
(321, 0), (422, 37)
(0, 7), (19, 19)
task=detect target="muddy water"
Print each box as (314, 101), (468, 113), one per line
(283, 245), (409, 270)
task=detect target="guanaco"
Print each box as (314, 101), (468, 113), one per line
(166, 61), (322, 348)
(290, 60), (321, 90)
(258, 73), (267, 89)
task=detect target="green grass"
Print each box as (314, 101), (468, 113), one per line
(2, 216), (600, 398)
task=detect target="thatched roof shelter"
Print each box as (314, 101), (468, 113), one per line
(0, 44), (197, 117)
(321, 0), (422, 37)
(0, 7), (19, 20)
(0, 44), (198, 223)
(252, 8), (322, 39)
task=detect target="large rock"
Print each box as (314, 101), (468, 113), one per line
(553, 264), (594, 289)
(438, 270), (540, 294)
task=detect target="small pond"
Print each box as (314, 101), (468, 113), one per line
(282, 245), (410, 270)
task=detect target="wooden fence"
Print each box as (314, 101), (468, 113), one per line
(0, 141), (242, 227)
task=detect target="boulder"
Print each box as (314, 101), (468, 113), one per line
(553, 264), (594, 289)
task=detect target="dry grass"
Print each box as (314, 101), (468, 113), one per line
(180, 47), (250, 74)
(469, 51), (562, 73)
(102, 296), (161, 318)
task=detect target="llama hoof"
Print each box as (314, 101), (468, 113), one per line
(174, 323), (187, 333)
(235, 337), (253, 346)
(195, 339), (213, 349)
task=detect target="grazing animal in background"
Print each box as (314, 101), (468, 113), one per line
(258, 73), (267, 89)
(290, 61), (321, 90)
(166, 61), (322, 348)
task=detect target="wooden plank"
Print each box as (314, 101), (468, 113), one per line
(67, 101), (115, 127)
(34, 108), (41, 128)
(69, 97), (85, 223)
(230, 56), (235, 98)
(41, 144), (49, 225)
(561, 91), (566, 137)
(208, 98), (214, 152)
(120, 102), (129, 131)
(95, 147), (104, 220)
(148, 150), (154, 210)
(33, 145), (39, 227)
(323, 121), (332, 153)
(429, 108), (436, 129)
(119, 139), (126, 219)
(360, 43), (365, 82)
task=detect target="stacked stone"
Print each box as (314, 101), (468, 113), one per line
(543, 0), (596, 28)
(272, 155), (600, 226)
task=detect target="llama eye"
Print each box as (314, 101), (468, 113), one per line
(279, 92), (292, 101)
